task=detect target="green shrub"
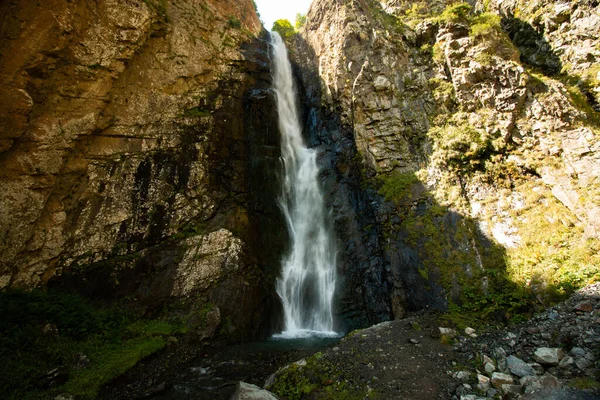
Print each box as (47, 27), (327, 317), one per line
(272, 19), (296, 39)
(435, 2), (472, 24)
(228, 17), (241, 29)
(431, 121), (494, 173)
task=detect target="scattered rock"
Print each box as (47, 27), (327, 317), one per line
(502, 383), (523, 395)
(440, 327), (457, 337)
(230, 382), (279, 400)
(491, 372), (515, 388)
(533, 348), (565, 365)
(574, 301), (593, 312)
(507, 355), (536, 377)
(453, 371), (471, 381)
(477, 374), (490, 391)
(465, 327), (477, 337)
(558, 356), (574, 368)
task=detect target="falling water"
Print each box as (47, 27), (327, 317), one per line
(270, 32), (338, 338)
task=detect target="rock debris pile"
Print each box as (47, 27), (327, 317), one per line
(450, 284), (600, 399)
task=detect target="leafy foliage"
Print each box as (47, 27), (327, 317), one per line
(272, 19), (296, 39)
(435, 2), (472, 24)
(295, 13), (306, 29)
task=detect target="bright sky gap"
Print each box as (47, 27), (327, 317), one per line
(254, 0), (313, 30)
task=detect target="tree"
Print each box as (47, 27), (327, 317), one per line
(295, 13), (306, 29)
(272, 19), (295, 39)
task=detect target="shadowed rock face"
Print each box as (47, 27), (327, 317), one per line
(291, 0), (600, 324)
(0, 0), (283, 340)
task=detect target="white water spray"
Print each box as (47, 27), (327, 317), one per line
(270, 32), (338, 338)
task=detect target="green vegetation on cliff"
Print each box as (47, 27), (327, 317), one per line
(272, 19), (296, 38)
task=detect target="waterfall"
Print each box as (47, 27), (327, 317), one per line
(270, 32), (338, 338)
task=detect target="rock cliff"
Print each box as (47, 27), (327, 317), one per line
(0, 0), (283, 339)
(1, 0), (598, 344)
(292, 0), (600, 322)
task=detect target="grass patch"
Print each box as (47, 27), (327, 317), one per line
(0, 289), (186, 399)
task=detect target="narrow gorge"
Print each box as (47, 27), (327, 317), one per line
(0, 0), (598, 399)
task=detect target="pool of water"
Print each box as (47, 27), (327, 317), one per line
(150, 334), (342, 399)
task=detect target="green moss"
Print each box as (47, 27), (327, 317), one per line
(182, 107), (210, 118)
(270, 352), (373, 400)
(503, 183), (600, 304)
(569, 377), (600, 390)
(377, 171), (418, 204)
(62, 337), (166, 398)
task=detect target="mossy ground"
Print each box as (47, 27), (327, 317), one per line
(0, 289), (188, 399)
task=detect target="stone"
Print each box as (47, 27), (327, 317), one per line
(485, 362), (496, 375)
(540, 372), (561, 388)
(409, 338), (419, 344)
(507, 355), (536, 377)
(558, 356), (575, 368)
(533, 348), (565, 365)
(570, 347), (586, 357)
(494, 347), (507, 358)
(465, 327), (477, 337)
(453, 371), (471, 380)
(528, 362), (544, 374)
(501, 384), (523, 395)
(477, 374), (490, 391)
(521, 376), (544, 394)
(440, 327), (457, 337)
(575, 357), (592, 370)
(491, 372), (514, 388)
(574, 301), (593, 312)
(230, 382), (279, 400)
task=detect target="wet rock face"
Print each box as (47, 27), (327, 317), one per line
(0, 0), (282, 340)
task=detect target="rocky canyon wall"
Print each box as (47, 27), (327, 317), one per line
(0, 0), (284, 340)
(294, 0), (600, 321)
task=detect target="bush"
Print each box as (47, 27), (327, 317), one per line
(272, 19), (296, 39)
(435, 2), (472, 24)
(431, 121), (494, 172)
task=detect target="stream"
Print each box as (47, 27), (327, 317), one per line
(149, 336), (341, 399)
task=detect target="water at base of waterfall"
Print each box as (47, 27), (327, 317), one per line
(271, 329), (342, 340)
(269, 32), (338, 339)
